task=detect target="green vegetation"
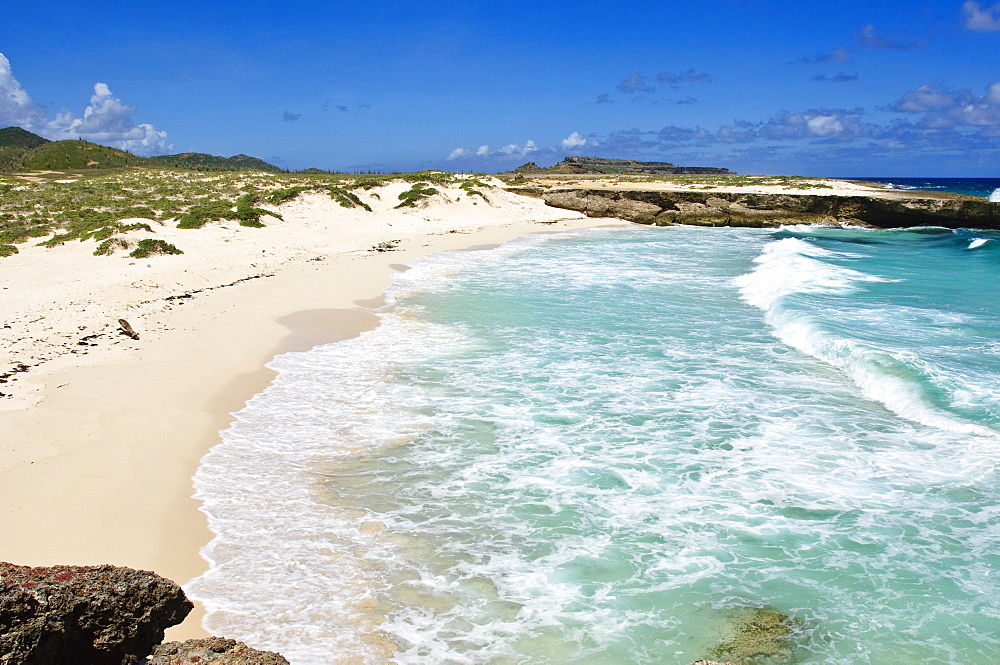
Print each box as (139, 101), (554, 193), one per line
(0, 244), (17, 257)
(0, 126), (283, 174)
(0, 167), (496, 259)
(94, 237), (131, 256)
(129, 238), (184, 258)
(326, 186), (372, 211)
(148, 152), (283, 172)
(459, 176), (491, 201)
(0, 127), (50, 149)
(22, 140), (146, 170)
(395, 182), (439, 208)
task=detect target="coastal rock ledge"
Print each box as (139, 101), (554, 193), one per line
(540, 188), (1000, 229)
(150, 638), (289, 665)
(0, 562), (191, 664)
(0, 563), (288, 665)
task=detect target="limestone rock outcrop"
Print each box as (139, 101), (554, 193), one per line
(0, 562), (192, 665)
(542, 188), (1000, 229)
(150, 637), (290, 664)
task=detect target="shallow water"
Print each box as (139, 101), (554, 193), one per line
(188, 224), (1000, 665)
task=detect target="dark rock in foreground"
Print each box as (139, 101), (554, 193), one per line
(0, 562), (192, 665)
(541, 188), (1000, 230)
(151, 637), (290, 664)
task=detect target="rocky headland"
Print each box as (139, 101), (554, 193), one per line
(514, 155), (732, 175)
(535, 186), (1000, 230)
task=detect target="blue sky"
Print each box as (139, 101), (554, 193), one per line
(1, 0), (998, 175)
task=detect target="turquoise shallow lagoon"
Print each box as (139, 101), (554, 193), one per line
(190, 223), (1000, 665)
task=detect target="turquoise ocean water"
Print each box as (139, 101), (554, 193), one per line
(188, 221), (1000, 665)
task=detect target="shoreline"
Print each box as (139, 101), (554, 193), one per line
(0, 186), (627, 639)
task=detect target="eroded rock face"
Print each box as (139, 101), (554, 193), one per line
(150, 638), (290, 665)
(543, 188), (1000, 229)
(0, 562), (192, 665)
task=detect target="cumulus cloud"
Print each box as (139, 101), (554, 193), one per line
(498, 140), (538, 156)
(595, 93), (613, 104)
(561, 131), (587, 150)
(891, 84), (958, 112)
(962, 1), (1000, 30)
(617, 72), (651, 94)
(0, 53), (170, 156)
(445, 140), (540, 163)
(890, 81), (1000, 128)
(0, 53), (47, 128)
(656, 69), (712, 87)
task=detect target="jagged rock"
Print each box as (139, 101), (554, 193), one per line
(543, 188), (1000, 229)
(0, 562), (192, 665)
(150, 638), (289, 664)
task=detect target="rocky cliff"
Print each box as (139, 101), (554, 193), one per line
(0, 563), (288, 665)
(539, 188), (1000, 229)
(0, 563), (191, 665)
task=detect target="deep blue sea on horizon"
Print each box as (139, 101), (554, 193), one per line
(187, 182), (1000, 665)
(842, 176), (1000, 200)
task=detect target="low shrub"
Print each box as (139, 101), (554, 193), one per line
(326, 186), (372, 211)
(395, 182), (438, 208)
(94, 238), (132, 256)
(0, 244), (18, 258)
(129, 239), (184, 258)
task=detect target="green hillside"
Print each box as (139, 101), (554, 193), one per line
(0, 126), (51, 149)
(148, 152), (282, 172)
(21, 140), (146, 170)
(0, 126), (281, 174)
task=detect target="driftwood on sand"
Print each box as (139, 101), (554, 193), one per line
(118, 318), (139, 340)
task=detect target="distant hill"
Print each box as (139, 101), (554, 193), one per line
(0, 126), (282, 174)
(514, 155), (732, 176)
(148, 152), (282, 172)
(21, 140), (146, 170)
(0, 126), (50, 149)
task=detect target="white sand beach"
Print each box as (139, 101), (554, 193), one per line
(0, 177), (626, 639)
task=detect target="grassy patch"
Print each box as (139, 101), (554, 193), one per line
(0, 244), (18, 257)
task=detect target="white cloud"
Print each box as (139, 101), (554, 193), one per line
(892, 84), (957, 112)
(445, 140), (541, 163)
(0, 53), (171, 156)
(962, 1), (1000, 31)
(0, 53), (47, 129)
(806, 115), (845, 136)
(561, 131), (587, 150)
(891, 81), (1000, 128)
